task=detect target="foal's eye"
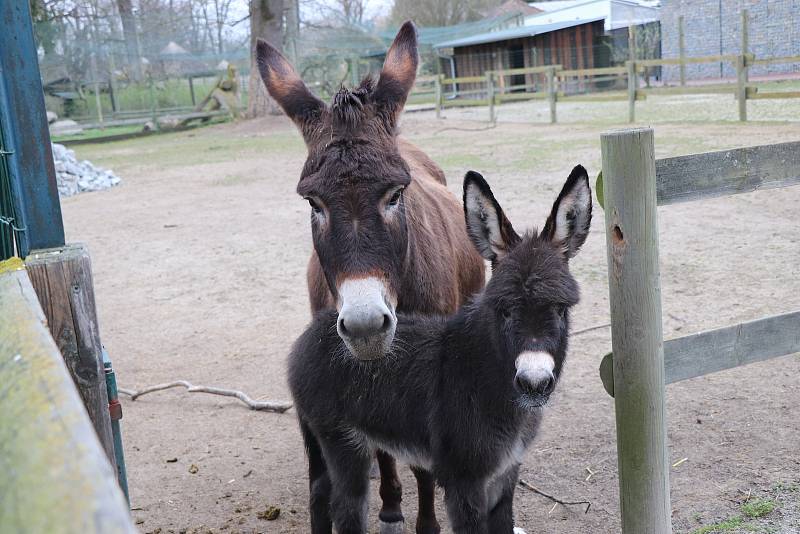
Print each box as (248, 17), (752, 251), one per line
(502, 309), (512, 320)
(387, 188), (404, 208)
(306, 198), (323, 215)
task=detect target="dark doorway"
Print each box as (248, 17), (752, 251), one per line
(508, 45), (526, 92)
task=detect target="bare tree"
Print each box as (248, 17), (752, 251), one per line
(247, 0), (285, 118)
(302, 0), (368, 26)
(115, 0), (142, 79)
(390, 0), (503, 27)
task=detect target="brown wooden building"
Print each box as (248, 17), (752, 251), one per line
(434, 17), (610, 92)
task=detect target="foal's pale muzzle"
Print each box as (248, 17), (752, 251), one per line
(336, 277), (397, 361)
(514, 351), (556, 405)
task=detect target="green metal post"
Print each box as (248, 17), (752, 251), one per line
(103, 348), (130, 504)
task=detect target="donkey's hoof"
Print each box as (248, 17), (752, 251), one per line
(513, 527), (528, 534)
(379, 519), (405, 534)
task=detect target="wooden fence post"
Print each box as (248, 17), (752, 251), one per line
(601, 128), (671, 534)
(547, 66), (557, 124)
(737, 9), (749, 121)
(627, 61), (637, 123)
(435, 74), (443, 119)
(26, 244), (117, 471)
(678, 16), (686, 86)
(487, 72), (496, 124)
(0, 260), (135, 533)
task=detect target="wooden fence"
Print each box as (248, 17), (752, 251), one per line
(412, 10), (799, 124)
(0, 258), (136, 532)
(598, 129), (800, 533)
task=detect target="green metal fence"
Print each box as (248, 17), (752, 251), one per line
(0, 121), (20, 260)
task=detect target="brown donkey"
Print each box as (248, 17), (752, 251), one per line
(256, 21), (485, 534)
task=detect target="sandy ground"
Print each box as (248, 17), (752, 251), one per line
(64, 101), (800, 534)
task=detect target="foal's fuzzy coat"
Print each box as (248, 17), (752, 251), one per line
(289, 166), (592, 534)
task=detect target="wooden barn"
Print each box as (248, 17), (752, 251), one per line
(435, 17), (609, 86)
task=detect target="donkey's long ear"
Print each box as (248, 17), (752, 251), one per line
(372, 21), (418, 129)
(256, 39), (325, 140)
(463, 171), (521, 264)
(542, 165), (592, 259)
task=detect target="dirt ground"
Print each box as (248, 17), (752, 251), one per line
(65, 102), (800, 534)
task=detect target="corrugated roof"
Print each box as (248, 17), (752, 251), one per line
(433, 15), (605, 48)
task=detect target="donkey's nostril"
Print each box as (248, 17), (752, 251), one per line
(337, 316), (349, 337)
(380, 314), (392, 333)
(538, 375), (555, 396)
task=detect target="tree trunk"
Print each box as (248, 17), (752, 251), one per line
(247, 0), (285, 118)
(115, 0), (141, 80)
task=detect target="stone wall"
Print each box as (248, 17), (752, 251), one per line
(660, 0), (800, 81)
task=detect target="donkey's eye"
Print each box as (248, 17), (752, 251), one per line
(306, 198), (323, 214)
(502, 309), (512, 320)
(387, 188), (404, 208)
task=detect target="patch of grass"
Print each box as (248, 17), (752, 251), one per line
(773, 481), (799, 493)
(691, 516), (745, 534)
(52, 124), (145, 143)
(742, 498), (778, 518)
(72, 129), (304, 171)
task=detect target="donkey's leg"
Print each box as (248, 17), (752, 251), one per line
(322, 434), (372, 534)
(486, 464), (519, 534)
(300, 420), (333, 534)
(442, 478), (489, 534)
(411, 467), (441, 534)
(376, 449), (405, 533)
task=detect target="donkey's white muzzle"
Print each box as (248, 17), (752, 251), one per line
(514, 351), (556, 400)
(336, 277), (397, 361)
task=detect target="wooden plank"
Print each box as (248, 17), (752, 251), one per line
(487, 72), (495, 124)
(25, 244), (116, 470)
(490, 64), (562, 77)
(440, 98), (489, 108)
(654, 140), (800, 205)
(0, 260), (135, 533)
(639, 85), (736, 96)
(442, 76), (486, 85)
(637, 55), (738, 67)
(737, 55), (748, 121)
(600, 311), (800, 396)
(678, 15), (686, 86)
(747, 91), (800, 100)
(666, 311), (800, 384)
(547, 66), (557, 124)
(752, 55), (800, 65)
(559, 92), (628, 102)
(627, 61), (637, 123)
(601, 128), (672, 533)
(559, 66), (628, 77)
(495, 92), (548, 102)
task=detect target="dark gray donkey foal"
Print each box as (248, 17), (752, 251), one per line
(289, 166), (592, 534)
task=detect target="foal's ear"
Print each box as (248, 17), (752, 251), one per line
(542, 165), (592, 259)
(256, 39), (326, 140)
(372, 21), (419, 129)
(463, 171), (521, 264)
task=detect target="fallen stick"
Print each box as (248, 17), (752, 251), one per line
(518, 479), (591, 514)
(572, 323), (611, 336)
(118, 381), (293, 413)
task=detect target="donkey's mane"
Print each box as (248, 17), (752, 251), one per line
(331, 78), (376, 131)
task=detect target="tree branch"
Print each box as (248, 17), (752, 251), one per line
(118, 380), (293, 413)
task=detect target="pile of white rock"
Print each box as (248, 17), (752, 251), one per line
(51, 143), (121, 197)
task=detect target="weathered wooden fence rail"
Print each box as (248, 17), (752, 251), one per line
(0, 258), (135, 533)
(599, 129), (800, 533)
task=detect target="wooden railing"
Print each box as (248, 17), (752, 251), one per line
(0, 258), (136, 533)
(598, 131), (800, 533)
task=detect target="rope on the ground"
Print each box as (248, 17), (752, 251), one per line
(118, 381), (293, 413)
(518, 479), (591, 514)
